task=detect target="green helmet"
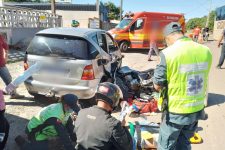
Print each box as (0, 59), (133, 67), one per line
(96, 82), (123, 109)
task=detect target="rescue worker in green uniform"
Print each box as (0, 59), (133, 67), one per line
(153, 22), (212, 150)
(15, 94), (80, 150)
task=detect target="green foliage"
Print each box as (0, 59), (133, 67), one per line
(186, 11), (216, 31)
(208, 11), (216, 30)
(104, 1), (120, 20)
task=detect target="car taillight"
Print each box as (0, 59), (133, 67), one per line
(81, 65), (95, 80)
(24, 52), (29, 71)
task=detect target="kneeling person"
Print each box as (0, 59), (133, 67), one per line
(75, 82), (133, 150)
(16, 94), (80, 150)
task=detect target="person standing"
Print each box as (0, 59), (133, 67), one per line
(217, 28), (225, 69)
(0, 34), (24, 99)
(153, 22), (212, 150)
(15, 94), (80, 150)
(193, 26), (201, 42)
(148, 29), (159, 61)
(0, 89), (10, 150)
(75, 82), (133, 150)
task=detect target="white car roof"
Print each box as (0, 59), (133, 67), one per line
(36, 27), (104, 38)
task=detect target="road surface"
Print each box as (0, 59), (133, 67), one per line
(1, 41), (225, 150)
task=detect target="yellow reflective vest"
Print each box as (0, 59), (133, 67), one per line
(158, 37), (212, 114)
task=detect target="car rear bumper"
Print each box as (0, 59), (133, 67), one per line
(24, 79), (97, 99)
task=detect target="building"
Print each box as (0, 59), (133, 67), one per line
(214, 5), (225, 40)
(5, 2), (109, 28)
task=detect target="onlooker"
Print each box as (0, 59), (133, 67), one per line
(148, 29), (159, 61)
(193, 26), (201, 42)
(0, 34), (24, 99)
(15, 94), (80, 150)
(154, 22), (212, 150)
(217, 28), (225, 69)
(75, 82), (133, 150)
(0, 89), (10, 150)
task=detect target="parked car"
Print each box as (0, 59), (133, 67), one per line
(24, 28), (122, 107)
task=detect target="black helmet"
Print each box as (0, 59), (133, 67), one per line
(61, 94), (80, 114)
(96, 82), (123, 109)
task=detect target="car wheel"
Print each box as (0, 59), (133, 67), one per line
(79, 97), (97, 109)
(120, 41), (129, 52)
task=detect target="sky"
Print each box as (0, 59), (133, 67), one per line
(72, 0), (225, 20)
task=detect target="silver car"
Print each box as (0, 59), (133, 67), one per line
(24, 28), (122, 105)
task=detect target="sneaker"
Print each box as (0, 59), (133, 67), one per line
(216, 66), (222, 69)
(10, 93), (25, 99)
(15, 135), (26, 147)
(148, 58), (153, 61)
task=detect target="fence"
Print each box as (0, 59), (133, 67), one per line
(0, 6), (62, 28)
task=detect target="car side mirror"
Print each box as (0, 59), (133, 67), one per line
(109, 45), (118, 52)
(90, 50), (100, 59)
(98, 59), (109, 66)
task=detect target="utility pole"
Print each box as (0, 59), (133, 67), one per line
(51, 0), (56, 15)
(205, 0), (212, 27)
(120, 0), (123, 21)
(96, 0), (99, 12)
(0, 0), (4, 7)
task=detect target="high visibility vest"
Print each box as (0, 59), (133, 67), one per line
(158, 37), (212, 114)
(27, 103), (70, 141)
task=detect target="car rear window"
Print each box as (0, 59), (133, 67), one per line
(27, 34), (92, 59)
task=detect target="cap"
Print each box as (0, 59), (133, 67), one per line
(163, 22), (182, 36)
(62, 94), (80, 114)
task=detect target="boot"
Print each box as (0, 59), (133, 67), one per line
(15, 135), (26, 148)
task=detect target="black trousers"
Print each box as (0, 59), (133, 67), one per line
(0, 110), (10, 150)
(218, 43), (225, 67)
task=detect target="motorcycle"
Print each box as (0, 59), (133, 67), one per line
(112, 62), (155, 101)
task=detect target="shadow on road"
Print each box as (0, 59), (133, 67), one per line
(5, 96), (56, 107)
(123, 48), (149, 54)
(207, 93), (225, 107)
(5, 113), (29, 150)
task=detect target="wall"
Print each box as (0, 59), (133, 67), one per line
(213, 20), (225, 40)
(47, 10), (99, 28)
(0, 27), (43, 45)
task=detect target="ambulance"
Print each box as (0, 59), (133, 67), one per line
(108, 12), (185, 51)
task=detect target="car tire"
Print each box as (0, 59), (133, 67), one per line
(120, 41), (129, 52)
(79, 97), (97, 109)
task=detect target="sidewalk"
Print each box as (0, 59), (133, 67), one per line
(8, 49), (25, 63)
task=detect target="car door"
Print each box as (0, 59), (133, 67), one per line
(129, 17), (147, 48)
(97, 32), (112, 73)
(105, 33), (122, 74)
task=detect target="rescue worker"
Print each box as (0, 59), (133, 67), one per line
(153, 22), (212, 150)
(75, 82), (133, 150)
(217, 27), (225, 69)
(15, 94), (80, 150)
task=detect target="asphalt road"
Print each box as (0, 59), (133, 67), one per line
(1, 41), (225, 150)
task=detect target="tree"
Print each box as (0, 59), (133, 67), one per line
(104, 1), (120, 20)
(186, 11), (216, 31)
